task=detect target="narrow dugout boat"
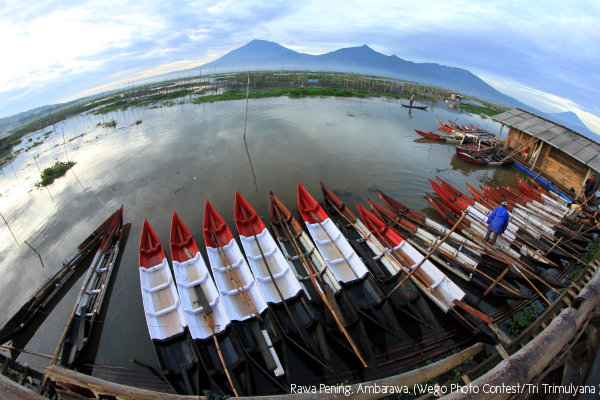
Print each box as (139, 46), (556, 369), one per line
(269, 192), (374, 367)
(377, 190), (483, 253)
(139, 219), (202, 395)
(455, 151), (512, 167)
(415, 129), (463, 144)
(169, 211), (245, 397)
(436, 178), (577, 259)
(368, 200), (524, 299)
(402, 104), (428, 110)
(425, 194), (565, 289)
(234, 191), (330, 363)
(203, 200), (287, 392)
(0, 209), (118, 346)
(429, 178), (557, 265)
(60, 207), (124, 368)
(355, 204), (498, 344)
(320, 183), (441, 326)
(297, 183), (404, 337)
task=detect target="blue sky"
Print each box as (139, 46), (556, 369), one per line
(1, 0), (599, 133)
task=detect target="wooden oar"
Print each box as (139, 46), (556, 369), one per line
(378, 194), (487, 257)
(239, 206), (311, 349)
(456, 220), (557, 304)
(272, 201), (369, 368)
(389, 211), (467, 296)
(375, 210), (522, 297)
(208, 220), (261, 321)
(181, 247), (239, 397)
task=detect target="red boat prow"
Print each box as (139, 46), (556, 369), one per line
(356, 203), (404, 248)
(415, 129), (447, 142)
(377, 190), (425, 222)
(297, 182), (328, 224)
(100, 206), (123, 250)
(139, 219), (166, 269)
(170, 210), (199, 263)
(437, 177), (474, 205)
(368, 200), (418, 235)
(429, 179), (472, 214)
(269, 192), (303, 239)
(321, 182), (357, 220)
(203, 199), (235, 248)
(234, 191), (266, 237)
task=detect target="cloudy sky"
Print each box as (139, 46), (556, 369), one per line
(1, 0), (599, 133)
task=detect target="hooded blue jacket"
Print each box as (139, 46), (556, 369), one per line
(487, 205), (510, 234)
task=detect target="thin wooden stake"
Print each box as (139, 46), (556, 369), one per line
(1, 211), (19, 245)
(389, 211), (467, 296)
(271, 199), (368, 368)
(24, 241), (45, 268)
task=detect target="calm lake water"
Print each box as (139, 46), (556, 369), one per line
(0, 96), (518, 390)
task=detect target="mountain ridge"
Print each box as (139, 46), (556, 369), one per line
(194, 40), (596, 138)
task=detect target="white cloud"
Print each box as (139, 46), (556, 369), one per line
(482, 75), (600, 135)
(0, 0), (599, 128)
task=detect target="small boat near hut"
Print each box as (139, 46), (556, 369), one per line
(415, 129), (463, 144)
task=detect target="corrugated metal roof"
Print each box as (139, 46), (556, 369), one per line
(494, 108), (600, 172)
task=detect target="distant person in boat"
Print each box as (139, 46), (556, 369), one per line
(484, 201), (510, 245)
(409, 94), (415, 107)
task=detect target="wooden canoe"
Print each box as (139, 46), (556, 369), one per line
(60, 207), (124, 368)
(234, 191), (330, 362)
(415, 129), (447, 142)
(0, 209), (119, 345)
(356, 204), (498, 344)
(170, 210), (246, 396)
(297, 183), (369, 284)
(139, 219), (202, 395)
(269, 192), (375, 366)
(203, 200), (286, 384)
(297, 183), (405, 337)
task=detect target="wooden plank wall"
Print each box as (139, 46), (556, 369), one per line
(506, 128), (589, 195)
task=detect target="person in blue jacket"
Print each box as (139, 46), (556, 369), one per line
(485, 201), (510, 244)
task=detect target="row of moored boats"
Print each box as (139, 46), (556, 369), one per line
(0, 174), (592, 397)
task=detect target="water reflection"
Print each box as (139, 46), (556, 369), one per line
(0, 96), (522, 389)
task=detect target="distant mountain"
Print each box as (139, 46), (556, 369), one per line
(0, 100), (80, 137)
(543, 111), (597, 140)
(197, 39), (532, 110)
(193, 40), (599, 137)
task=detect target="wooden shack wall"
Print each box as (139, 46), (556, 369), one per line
(505, 128), (590, 194)
(539, 147), (588, 192)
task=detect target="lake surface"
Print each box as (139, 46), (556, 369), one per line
(0, 96), (518, 390)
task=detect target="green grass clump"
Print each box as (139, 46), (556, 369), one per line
(507, 303), (540, 336)
(97, 120), (117, 128)
(135, 120), (142, 125)
(458, 104), (502, 117)
(37, 161), (76, 187)
(193, 87), (380, 105)
(581, 236), (600, 264)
